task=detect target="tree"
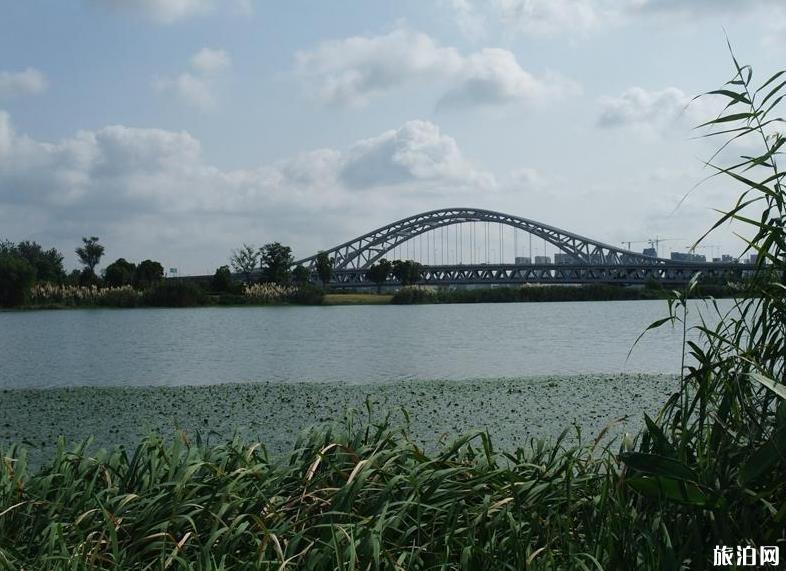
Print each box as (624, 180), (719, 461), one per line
(16, 241), (65, 284)
(230, 244), (259, 284)
(392, 259), (422, 286)
(315, 251), (333, 286)
(0, 253), (35, 307)
(211, 265), (238, 293)
(292, 265), (311, 286)
(134, 260), (164, 289)
(261, 242), (294, 284)
(104, 258), (136, 287)
(366, 259), (392, 293)
(75, 237), (104, 273)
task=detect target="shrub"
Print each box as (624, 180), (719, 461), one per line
(391, 286), (435, 304)
(134, 260), (164, 289)
(104, 258), (136, 288)
(0, 253), (35, 307)
(210, 265), (242, 294)
(286, 284), (325, 305)
(144, 280), (207, 307)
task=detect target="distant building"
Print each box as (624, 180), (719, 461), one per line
(514, 256), (531, 265)
(554, 253), (578, 265)
(713, 254), (737, 263)
(747, 253), (758, 264)
(642, 247), (657, 257)
(671, 252), (706, 263)
(534, 256), (551, 264)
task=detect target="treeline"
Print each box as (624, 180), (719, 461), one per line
(0, 236), (171, 307)
(0, 236), (327, 308)
(391, 282), (737, 304)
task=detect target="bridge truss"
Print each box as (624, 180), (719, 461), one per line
(331, 263), (745, 287)
(294, 207), (668, 271)
(293, 207), (743, 287)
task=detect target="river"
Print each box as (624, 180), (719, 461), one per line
(0, 299), (729, 389)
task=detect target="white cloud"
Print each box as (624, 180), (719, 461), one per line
(341, 120), (495, 190)
(0, 112), (494, 271)
(450, 0), (784, 38)
(438, 48), (581, 108)
(0, 68), (48, 99)
(190, 48), (231, 74)
(296, 27), (579, 109)
(597, 87), (716, 135)
(493, 0), (608, 36)
(154, 48), (231, 109)
(295, 27), (463, 107)
(443, 0), (487, 40)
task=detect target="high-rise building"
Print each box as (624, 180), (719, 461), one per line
(554, 253), (577, 265)
(534, 256), (551, 264)
(514, 256), (531, 265)
(671, 252), (706, 263)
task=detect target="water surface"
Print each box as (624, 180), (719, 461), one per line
(0, 300), (729, 388)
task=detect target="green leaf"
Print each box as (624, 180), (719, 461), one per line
(643, 415), (676, 457)
(750, 372), (786, 399)
(739, 424), (786, 484)
(626, 476), (725, 509)
(621, 452), (698, 482)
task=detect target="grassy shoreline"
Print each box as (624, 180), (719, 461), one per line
(4, 283), (738, 310)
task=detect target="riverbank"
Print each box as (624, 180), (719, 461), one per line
(7, 282), (738, 310)
(0, 374), (676, 468)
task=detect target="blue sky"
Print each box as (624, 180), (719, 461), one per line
(1, 0), (784, 273)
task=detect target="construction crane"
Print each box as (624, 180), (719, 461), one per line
(621, 240), (649, 250)
(648, 237), (683, 258)
(621, 237), (683, 257)
(688, 244), (721, 260)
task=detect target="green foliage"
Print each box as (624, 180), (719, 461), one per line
(77, 268), (100, 287)
(391, 259), (422, 286)
(618, 47), (786, 564)
(0, 415), (623, 570)
(389, 284), (685, 304)
(14, 240), (65, 284)
(75, 236), (104, 273)
(315, 251), (333, 286)
(261, 242), (294, 284)
(144, 280), (207, 307)
(292, 264), (311, 286)
(229, 243), (259, 284)
(0, 253), (35, 307)
(210, 265), (241, 293)
(134, 259), (164, 289)
(285, 284), (325, 305)
(365, 258), (392, 292)
(103, 258), (136, 288)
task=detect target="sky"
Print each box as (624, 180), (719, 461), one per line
(1, 0), (784, 274)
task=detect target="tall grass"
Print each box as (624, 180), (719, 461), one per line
(1, 49), (785, 569)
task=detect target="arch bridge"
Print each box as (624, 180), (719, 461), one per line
(293, 207), (743, 287)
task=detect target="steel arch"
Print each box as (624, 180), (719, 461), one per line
(293, 207), (668, 270)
